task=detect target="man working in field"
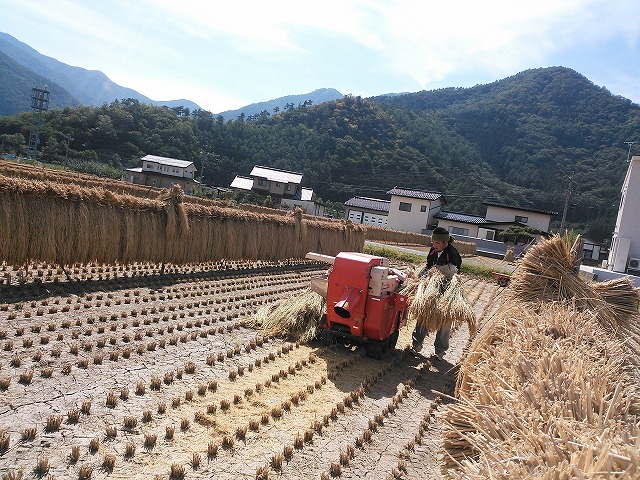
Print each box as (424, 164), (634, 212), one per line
(410, 227), (462, 360)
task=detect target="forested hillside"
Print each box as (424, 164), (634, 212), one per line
(1, 67), (637, 241)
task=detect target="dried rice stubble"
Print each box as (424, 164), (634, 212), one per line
(250, 288), (325, 343)
(407, 267), (447, 332)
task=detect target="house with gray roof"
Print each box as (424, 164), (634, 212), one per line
(344, 196), (390, 226)
(126, 154), (200, 194)
(386, 187), (445, 233)
(229, 165), (325, 216)
(483, 201), (557, 233)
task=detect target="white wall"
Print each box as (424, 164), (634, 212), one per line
(436, 219), (480, 237)
(281, 198), (325, 216)
(346, 209), (388, 226)
(609, 156), (640, 271)
(616, 156), (640, 260)
(387, 197), (442, 233)
(485, 206), (551, 232)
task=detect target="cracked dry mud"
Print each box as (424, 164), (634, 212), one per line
(0, 262), (503, 479)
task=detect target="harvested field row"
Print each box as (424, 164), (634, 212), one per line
(0, 255), (502, 479)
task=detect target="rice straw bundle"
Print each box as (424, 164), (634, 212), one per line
(439, 275), (477, 337)
(250, 288), (325, 342)
(443, 302), (640, 479)
(591, 277), (640, 322)
(407, 268), (448, 331)
(406, 266), (475, 335)
(506, 235), (620, 332)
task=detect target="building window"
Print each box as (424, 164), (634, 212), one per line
(399, 202), (412, 212)
(285, 184), (291, 191)
(258, 179), (266, 187)
(275, 182), (281, 187)
(420, 205), (427, 212)
(448, 226), (469, 236)
(485, 230), (495, 240)
(515, 215), (528, 223)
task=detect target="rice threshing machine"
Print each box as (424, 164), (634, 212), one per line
(306, 251), (409, 358)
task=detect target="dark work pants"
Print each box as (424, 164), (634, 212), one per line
(412, 322), (450, 356)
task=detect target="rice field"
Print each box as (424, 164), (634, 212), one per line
(0, 259), (503, 479)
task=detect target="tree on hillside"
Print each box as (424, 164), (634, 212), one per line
(497, 226), (540, 244)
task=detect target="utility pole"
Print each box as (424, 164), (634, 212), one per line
(27, 86), (49, 160)
(624, 141), (635, 163)
(559, 171), (574, 234)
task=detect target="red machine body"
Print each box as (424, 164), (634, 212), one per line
(314, 252), (409, 357)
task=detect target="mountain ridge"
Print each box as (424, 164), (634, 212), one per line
(0, 32), (201, 112)
(214, 88), (344, 120)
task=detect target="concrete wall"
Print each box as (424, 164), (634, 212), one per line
(440, 233), (527, 258)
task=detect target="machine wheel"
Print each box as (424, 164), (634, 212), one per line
(365, 340), (385, 359)
(387, 330), (399, 351)
(316, 328), (335, 346)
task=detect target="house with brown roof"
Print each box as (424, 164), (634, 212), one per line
(344, 196), (390, 226)
(385, 187), (444, 233)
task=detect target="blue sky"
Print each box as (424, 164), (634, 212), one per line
(1, 0), (639, 113)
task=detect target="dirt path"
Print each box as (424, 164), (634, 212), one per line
(0, 263), (503, 479)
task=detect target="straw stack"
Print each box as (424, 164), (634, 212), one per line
(442, 303), (639, 479)
(405, 266), (476, 336)
(444, 234), (640, 478)
(0, 174), (366, 265)
(504, 234), (640, 371)
(250, 289), (325, 342)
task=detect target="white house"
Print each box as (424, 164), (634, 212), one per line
(432, 211), (489, 238)
(344, 196), (390, 226)
(385, 187), (444, 233)
(435, 202), (558, 242)
(126, 154), (199, 194)
(483, 201), (556, 233)
(281, 188), (325, 216)
(608, 155), (640, 274)
(230, 165), (325, 216)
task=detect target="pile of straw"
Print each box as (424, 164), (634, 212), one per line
(443, 303), (639, 479)
(505, 235), (640, 374)
(405, 266), (476, 336)
(443, 234), (640, 478)
(250, 289), (325, 342)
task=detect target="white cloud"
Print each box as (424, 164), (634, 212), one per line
(2, 0), (639, 108)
